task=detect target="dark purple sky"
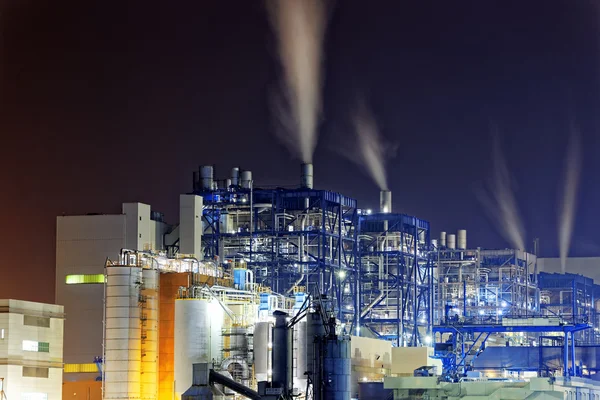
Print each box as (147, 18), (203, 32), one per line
(2, 1), (599, 303)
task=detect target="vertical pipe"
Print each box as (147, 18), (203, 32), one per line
(413, 224), (418, 345)
(463, 280), (467, 317)
(564, 332), (569, 378)
(571, 330), (576, 377)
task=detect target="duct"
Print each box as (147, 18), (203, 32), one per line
(380, 190), (392, 213)
(200, 165), (214, 191)
(209, 370), (261, 400)
(301, 163), (313, 189)
(220, 356), (250, 380)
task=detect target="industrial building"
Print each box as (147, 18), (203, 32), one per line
(0, 299), (64, 400)
(55, 164), (600, 399)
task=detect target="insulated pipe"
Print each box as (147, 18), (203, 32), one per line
(231, 167), (240, 186)
(300, 163), (313, 189)
(380, 190), (392, 213)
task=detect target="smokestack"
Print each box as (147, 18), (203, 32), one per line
(457, 230), (467, 250)
(231, 167), (240, 186)
(240, 170), (253, 189)
(447, 234), (456, 250)
(200, 165), (214, 191)
(301, 163), (313, 189)
(440, 232), (447, 247)
(380, 190), (392, 213)
(192, 171), (200, 192)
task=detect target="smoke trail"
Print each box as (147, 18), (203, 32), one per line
(351, 103), (390, 190)
(558, 128), (581, 273)
(267, 0), (327, 163)
(477, 134), (526, 250)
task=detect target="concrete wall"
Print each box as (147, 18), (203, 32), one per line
(0, 300), (64, 400)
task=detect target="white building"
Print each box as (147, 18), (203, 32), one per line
(55, 202), (170, 379)
(0, 299), (64, 400)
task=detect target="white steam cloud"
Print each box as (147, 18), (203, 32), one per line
(351, 103), (390, 190)
(267, 0), (327, 163)
(558, 128), (581, 273)
(478, 134), (526, 250)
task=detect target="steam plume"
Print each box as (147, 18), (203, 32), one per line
(478, 134), (526, 250)
(267, 0), (327, 163)
(351, 103), (390, 190)
(558, 127), (581, 273)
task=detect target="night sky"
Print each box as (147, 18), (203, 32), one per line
(2, 1), (599, 303)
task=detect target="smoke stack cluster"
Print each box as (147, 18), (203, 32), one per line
(301, 163), (314, 189)
(380, 190), (392, 213)
(438, 230), (467, 250)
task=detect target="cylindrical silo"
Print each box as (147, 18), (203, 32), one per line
(209, 301), (223, 365)
(231, 167), (240, 187)
(447, 234), (456, 250)
(301, 163), (313, 189)
(254, 322), (273, 382)
(457, 229), (467, 250)
(240, 171), (252, 189)
(379, 190), (392, 213)
(323, 336), (351, 400)
(439, 232), (447, 247)
(200, 166), (214, 191)
(174, 299), (211, 396)
(293, 320), (308, 393)
(140, 269), (159, 400)
(104, 266), (142, 400)
(272, 311), (291, 394)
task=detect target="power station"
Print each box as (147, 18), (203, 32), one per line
(53, 163), (600, 400)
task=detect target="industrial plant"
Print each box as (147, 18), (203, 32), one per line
(51, 163), (600, 400)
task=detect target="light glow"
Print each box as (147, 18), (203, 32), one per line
(425, 335), (432, 345)
(65, 274), (105, 284)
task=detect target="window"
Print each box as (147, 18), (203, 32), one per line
(24, 315), (50, 328)
(22, 340), (49, 353)
(21, 394), (47, 400)
(22, 367), (49, 378)
(64, 363), (97, 373)
(65, 274), (105, 284)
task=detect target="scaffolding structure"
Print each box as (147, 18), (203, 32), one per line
(197, 182), (358, 327)
(433, 248), (539, 325)
(538, 272), (600, 344)
(357, 212), (431, 346)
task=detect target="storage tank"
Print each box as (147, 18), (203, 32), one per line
(174, 299), (212, 396)
(323, 336), (351, 400)
(104, 266), (142, 400)
(272, 311), (292, 394)
(439, 232), (447, 247)
(200, 166), (214, 191)
(240, 171), (252, 189)
(447, 234), (456, 250)
(140, 269), (159, 400)
(253, 322), (273, 382)
(457, 229), (467, 250)
(210, 302), (224, 365)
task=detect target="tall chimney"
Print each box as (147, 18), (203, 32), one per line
(457, 229), (467, 250)
(231, 167), (240, 186)
(300, 163), (313, 189)
(380, 190), (392, 213)
(200, 165), (213, 191)
(440, 232), (447, 247)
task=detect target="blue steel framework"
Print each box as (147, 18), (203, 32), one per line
(433, 316), (591, 381)
(539, 272), (600, 344)
(197, 184), (359, 327)
(357, 212), (431, 346)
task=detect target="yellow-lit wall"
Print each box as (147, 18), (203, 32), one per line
(62, 381), (101, 400)
(159, 272), (191, 400)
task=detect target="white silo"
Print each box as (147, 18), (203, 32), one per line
(104, 266), (142, 400)
(457, 230), (467, 250)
